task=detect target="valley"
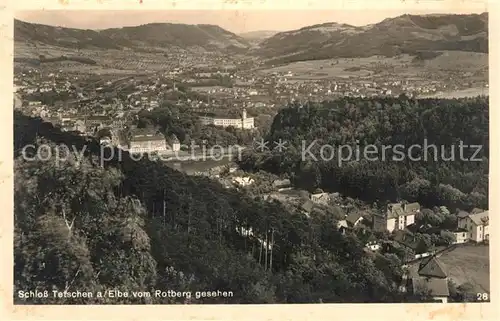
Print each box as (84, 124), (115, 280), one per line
(13, 11), (491, 305)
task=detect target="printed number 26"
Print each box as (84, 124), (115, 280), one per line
(476, 293), (489, 301)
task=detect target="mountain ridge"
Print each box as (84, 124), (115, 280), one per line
(15, 13), (489, 62)
(258, 13), (488, 63)
(14, 19), (251, 52)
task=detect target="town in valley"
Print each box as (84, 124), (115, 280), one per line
(13, 10), (490, 305)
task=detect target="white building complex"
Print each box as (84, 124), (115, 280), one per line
(457, 210), (489, 243)
(373, 202), (420, 233)
(197, 108), (254, 130)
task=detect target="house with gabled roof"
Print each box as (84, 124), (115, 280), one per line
(127, 127), (167, 154)
(373, 202), (420, 233)
(168, 134), (181, 152)
(310, 192), (331, 205)
(457, 210), (489, 243)
(346, 211), (364, 227)
(364, 234), (381, 251)
(411, 256), (450, 303)
(336, 220), (348, 235)
(272, 179), (291, 190)
(418, 256), (448, 279)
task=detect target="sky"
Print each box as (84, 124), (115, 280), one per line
(15, 8), (488, 34)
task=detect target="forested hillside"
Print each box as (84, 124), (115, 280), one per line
(14, 19), (249, 52)
(259, 13), (488, 63)
(238, 96), (489, 212)
(14, 112), (411, 304)
(134, 105), (256, 147)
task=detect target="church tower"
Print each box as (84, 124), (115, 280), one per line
(241, 108), (247, 129)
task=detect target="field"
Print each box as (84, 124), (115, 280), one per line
(438, 244), (490, 293)
(258, 56), (398, 79)
(422, 51), (488, 72)
(257, 51), (488, 81)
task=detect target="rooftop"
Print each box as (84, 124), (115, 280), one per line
(387, 202), (420, 219)
(457, 211), (470, 219)
(169, 134), (180, 143)
(418, 256), (448, 279)
(405, 202), (421, 212)
(468, 210), (489, 226)
(311, 192), (329, 199)
(412, 277), (450, 297)
(130, 135), (165, 142)
(346, 211), (364, 225)
(272, 179), (291, 188)
(131, 127), (161, 137)
(301, 200), (314, 213)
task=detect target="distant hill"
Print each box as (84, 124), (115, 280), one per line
(15, 13), (489, 63)
(239, 30), (279, 40)
(258, 13), (488, 63)
(14, 19), (251, 53)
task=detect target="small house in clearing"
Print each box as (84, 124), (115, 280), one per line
(310, 192), (331, 205)
(272, 179), (291, 190)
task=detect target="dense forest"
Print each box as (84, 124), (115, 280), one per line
(14, 111), (418, 304)
(238, 96), (489, 212)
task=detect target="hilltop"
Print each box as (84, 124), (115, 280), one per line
(16, 13), (488, 62)
(14, 13), (489, 75)
(14, 19), (250, 53)
(257, 13), (488, 63)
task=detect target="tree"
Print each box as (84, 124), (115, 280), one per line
(456, 282), (476, 302)
(439, 231), (456, 246)
(437, 206), (451, 216)
(400, 178), (431, 201)
(238, 96), (488, 211)
(16, 109), (480, 304)
(416, 208), (444, 227)
(14, 143), (157, 303)
(415, 234), (432, 254)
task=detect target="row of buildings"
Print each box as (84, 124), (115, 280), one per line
(371, 202), (489, 243)
(256, 184), (489, 246)
(39, 112), (182, 155)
